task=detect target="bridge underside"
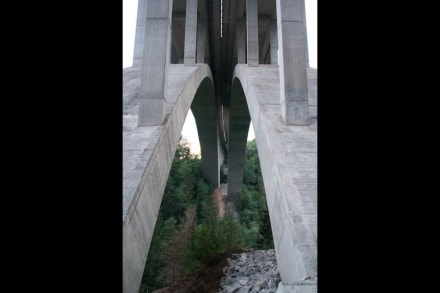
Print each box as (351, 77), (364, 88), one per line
(124, 0), (316, 292)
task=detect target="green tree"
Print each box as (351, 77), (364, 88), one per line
(158, 206), (196, 285)
(239, 139), (274, 250)
(140, 138), (274, 292)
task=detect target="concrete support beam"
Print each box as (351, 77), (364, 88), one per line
(184, 0), (198, 66)
(246, 0), (259, 67)
(132, 0), (147, 68)
(226, 81), (251, 215)
(171, 16), (185, 64)
(276, 0), (309, 125)
(270, 20), (278, 65)
(138, 0), (173, 126)
(303, 2), (309, 68)
(196, 17), (206, 63)
(259, 19), (272, 64)
(227, 124), (249, 196)
(191, 80), (220, 188)
(236, 19), (246, 64)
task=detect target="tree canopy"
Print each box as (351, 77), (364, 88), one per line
(139, 138), (273, 292)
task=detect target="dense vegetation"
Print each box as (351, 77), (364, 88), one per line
(139, 138), (273, 292)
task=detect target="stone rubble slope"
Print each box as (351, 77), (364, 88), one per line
(218, 249), (281, 293)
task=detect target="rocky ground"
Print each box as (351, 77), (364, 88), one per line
(218, 249), (280, 293)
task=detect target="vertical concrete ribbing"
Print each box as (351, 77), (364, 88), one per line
(270, 20), (278, 65)
(246, 0), (259, 67)
(196, 17), (206, 63)
(138, 0), (173, 126)
(276, 0), (309, 125)
(184, 0), (198, 66)
(132, 0), (147, 68)
(236, 19), (246, 64)
(303, 0), (309, 68)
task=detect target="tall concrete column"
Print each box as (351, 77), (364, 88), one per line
(132, 0), (147, 68)
(196, 17), (206, 63)
(184, 0), (198, 66)
(270, 20), (278, 65)
(236, 19), (246, 64)
(276, 0), (309, 125)
(138, 0), (173, 126)
(191, 79), (220, 189)
(227, 81), (251, 216)
(246, 0), (259, 67)
(226, 122), (249, 216)
(303, 1), (309, 68)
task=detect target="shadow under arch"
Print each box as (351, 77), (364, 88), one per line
(123, 64), (222, 293)
(191, 76), (223, 188)
(225, 77), (251, 215)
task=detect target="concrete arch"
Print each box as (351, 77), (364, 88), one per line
(227, 64), (317, 292)
(123, 64), (220, 293)
(191, 77), (223, 188)
(225, 77), (251, 215)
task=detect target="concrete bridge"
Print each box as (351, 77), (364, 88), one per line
(123, 1), (317, 292)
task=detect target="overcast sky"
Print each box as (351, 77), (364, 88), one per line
(123, 0), (317, 154)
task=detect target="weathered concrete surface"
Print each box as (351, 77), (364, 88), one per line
(246, 0), (259, 67)
(270, 20), (279, 65)
(132, 0), (147, 68)
(138, 0), (173, 126)
(191, 77), (222, 188)
(123, 64), (219, 293)
(184, 0), (197, 65)
(226, 74), (251, 213)
(276, 0), (309, 125)
(236, 19), (246, 64)
(125, 1), (317, 292)
(196, 17), (207, 63)
(232, 64), (317, 291)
